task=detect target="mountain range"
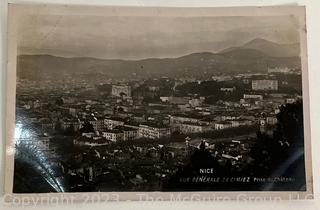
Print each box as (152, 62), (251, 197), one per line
(220, 38), (300, 57)
(17, 38), (301, 80)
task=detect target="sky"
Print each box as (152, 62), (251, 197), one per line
(17, 14), (300, 60)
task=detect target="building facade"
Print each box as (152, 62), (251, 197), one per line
(102, 130), (124, 142)
(115, 126), (139, 140)
(173, 122), (212, 134)
(104, 118), (125, 130)
(252, 80), (278, 91)
(138, 124), (171, 139)
(111, 85), (132, 97)
(214, 122), (233, 130)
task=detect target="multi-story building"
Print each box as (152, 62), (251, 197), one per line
(61, 119), (81, 131)
(37, 134), (51, 151)
(286, 98), (296, 104)
(111, 84), (132, 97)
(114, 126), (138, 140)
(138, 123), (171, 139)
(252, 80), (278, 91)
(169, 114), (203, 125)
(229, 119), (253, 127)
(89, 118), (104, 131)
(243, 94), (263, 100)
(160, 96), (190, 105)
(266, 116), (278, 125)
(40, 119), (55, 131)
(214, 122), (233, 130)
(18, 134), (51, 151)
(102, 130), (124, 142)
(188, 98), (204, 107)
(104, 117), (125, 129)
(173, 122), (212, 134)
(220, 87), (236, 92)
(268, 67), (291, 73)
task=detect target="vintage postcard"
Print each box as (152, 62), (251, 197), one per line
(4, 4), (312, 201)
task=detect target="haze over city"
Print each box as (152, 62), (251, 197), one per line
(18, 15), (300, 60)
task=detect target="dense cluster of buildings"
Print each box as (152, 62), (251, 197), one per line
(15, 70), (302, 153)
(14, 66), (302, 191)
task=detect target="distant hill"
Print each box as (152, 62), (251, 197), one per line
(17, 38), (301, 80)
(221, 38), (300, 57)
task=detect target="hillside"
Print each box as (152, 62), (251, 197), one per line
(17, 38), (301, 80)
(221, 38), (300, 57)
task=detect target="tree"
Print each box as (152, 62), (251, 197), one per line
(119, 92), (127, 98)
(273, 100), (304, 147)
(250, 100), (304, 175)
(55, 98), (64, 106)
(80, 121), (94, 133)
(55, 121), (63, 132)
(65, 125), (76, 135)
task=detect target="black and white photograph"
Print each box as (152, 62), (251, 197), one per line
(4, 4), (312, 200)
